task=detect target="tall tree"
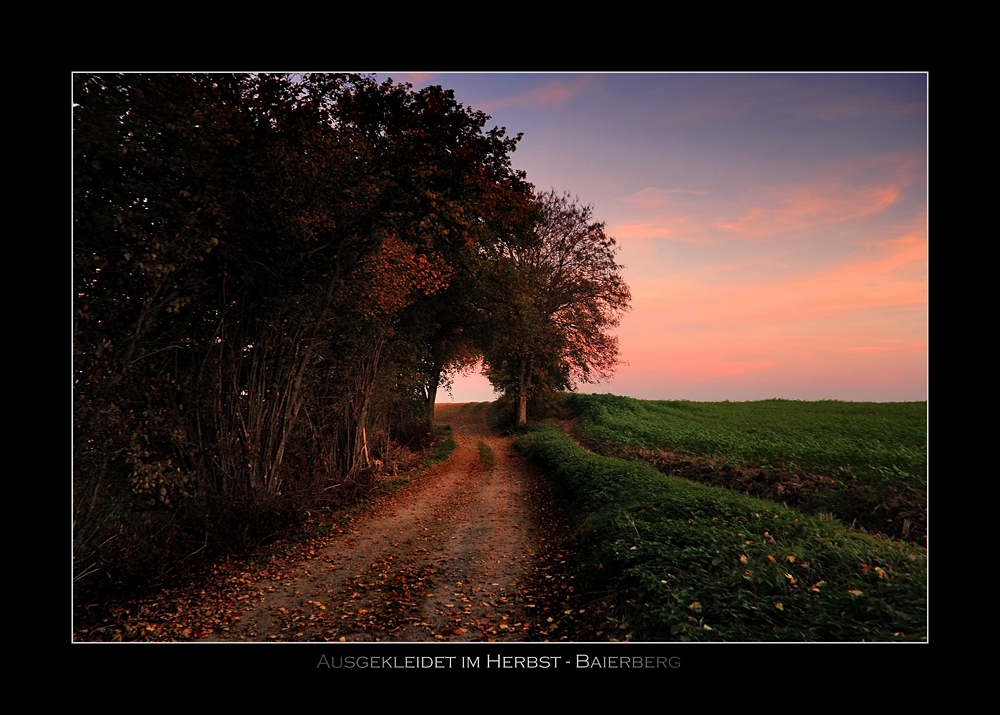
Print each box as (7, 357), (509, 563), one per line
(74, 72), (540, 599)
(483, 190), (632, 425)
(75, 72), (534, 494)
(315, 76), (536, 421)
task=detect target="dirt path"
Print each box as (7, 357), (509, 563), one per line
(201, 402), (560, 642)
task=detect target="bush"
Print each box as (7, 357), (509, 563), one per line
(74, 490), (306, 615)
(486, 390), (570, 432)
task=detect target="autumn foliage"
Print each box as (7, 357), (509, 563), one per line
(73, 74), (629, 607)
(482, 190), (631, 425)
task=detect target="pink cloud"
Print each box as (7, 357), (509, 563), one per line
(843, 342), (925, 354)
(614, 219), (926, 394)
(614, 151), (923, 246)
(478, 75), (597, 112)
(616, 187), (710, 206)
(714, 182), (901, 238)
(613, 180), (901, 246)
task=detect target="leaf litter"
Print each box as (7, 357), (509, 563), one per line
(76, 402), (594, 642)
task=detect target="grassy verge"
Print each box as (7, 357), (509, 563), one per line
(477, 441), (495, 471)
(514, 424), (926, 641)
(427, 424), (457, 465)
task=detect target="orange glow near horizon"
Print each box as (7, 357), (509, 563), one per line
(611, 216), (926, 399)
(417, 73), (927, 403)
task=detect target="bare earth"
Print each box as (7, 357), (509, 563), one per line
(201, 402), (558, 642)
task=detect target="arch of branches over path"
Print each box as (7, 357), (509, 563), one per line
(73, 73), (629, 600)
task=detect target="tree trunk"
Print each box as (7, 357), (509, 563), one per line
(517, 354), (529, 426)
(425, 371), (440, 422)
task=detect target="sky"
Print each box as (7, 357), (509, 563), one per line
(387, 72), (927, 404)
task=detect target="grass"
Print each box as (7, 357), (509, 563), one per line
(567, 393), (926, 493)
(427, 425), (458, 465)
(477, 441), (495, 471)
(514, 397), (927, 642)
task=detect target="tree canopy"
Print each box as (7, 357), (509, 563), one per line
(73, 73), (630, 600)
(482, 189), (632, 424)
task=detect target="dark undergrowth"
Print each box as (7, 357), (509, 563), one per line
(73, 424), (458, 638)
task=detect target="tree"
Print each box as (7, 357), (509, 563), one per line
(483, 190), (631, 425)
(330, 79), (536, 422)
(73, 73), (540, 600)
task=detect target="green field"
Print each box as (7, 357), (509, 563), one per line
(512, 393), (928, 641)
(567, 393), (926, 492)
